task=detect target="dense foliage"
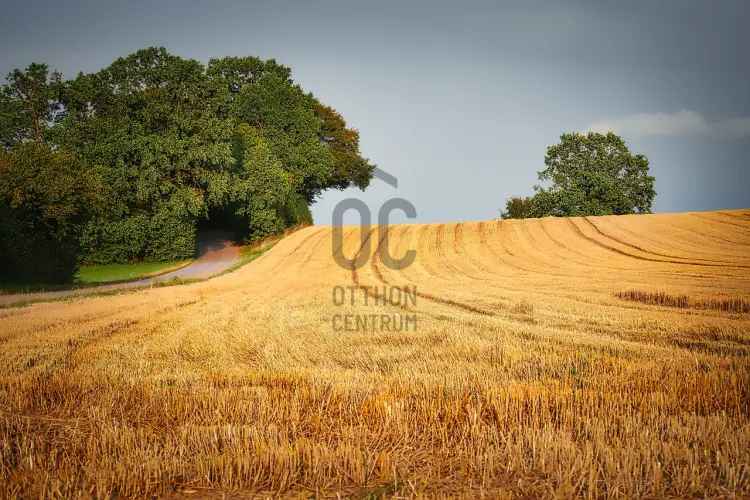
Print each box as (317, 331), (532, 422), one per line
(0, 63), (62, 146)
(0, 48), (374, 280)
(500, 196), (536, 220)
(0, 142), (101, 282)
(502, 132), (655, 219)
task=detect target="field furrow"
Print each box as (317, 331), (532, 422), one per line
(2, 210), (749, 498)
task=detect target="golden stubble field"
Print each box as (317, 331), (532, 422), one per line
(1, 210), (749, 498)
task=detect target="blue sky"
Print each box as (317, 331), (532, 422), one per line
(1, 0), (748, 223)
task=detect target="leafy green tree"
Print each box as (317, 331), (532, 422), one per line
(500, 196), (535, 219)
(314, 103), (373, 190)
(231, 124), (293, 239)
(208, 56), (375, 202)
(59, 48), (235, 262)
(502, 132), (655, 218)
(0, 143), (101, 283)
(0, 63), (62, 147)
(65, 49), (375, 260)
(1, 48), (376, 267)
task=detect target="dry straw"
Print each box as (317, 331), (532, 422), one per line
(1, 210), (749, 497)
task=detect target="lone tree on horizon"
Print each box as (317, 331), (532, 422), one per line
(502, 131), (656, 219)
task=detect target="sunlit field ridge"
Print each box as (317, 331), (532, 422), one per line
(1, 209), (749, 498)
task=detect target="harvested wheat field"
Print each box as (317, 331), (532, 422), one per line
(2, 209), (750, 498)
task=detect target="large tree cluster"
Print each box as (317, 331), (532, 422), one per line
(0, 48), (374, 282)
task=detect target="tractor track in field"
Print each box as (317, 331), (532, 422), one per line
(692, 212), (750, 234)
(566, 217), (750, 269)
(583, 216), (729, 264)
(369, 226), (496, 317)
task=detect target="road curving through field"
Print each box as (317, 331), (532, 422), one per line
(0, 231), (241, 307)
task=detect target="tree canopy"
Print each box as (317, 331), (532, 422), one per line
(502, 132), (655, 219)
(0, 48), (375, 282)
